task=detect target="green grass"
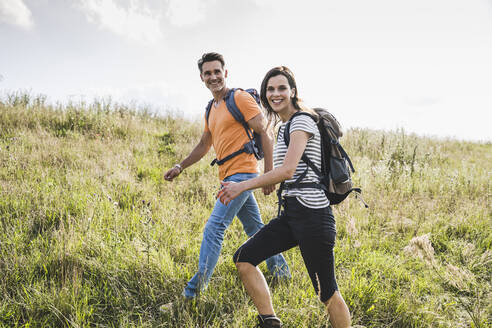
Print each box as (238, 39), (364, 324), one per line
(0, 91), (490, 327)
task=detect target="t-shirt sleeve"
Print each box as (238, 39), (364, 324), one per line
(234, 90), (261, 122)
(289, 115), (317, 140)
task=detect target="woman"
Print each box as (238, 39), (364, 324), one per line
(218, 66), (351, 328)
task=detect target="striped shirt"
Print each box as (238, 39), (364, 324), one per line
(274, 114), (330, 209)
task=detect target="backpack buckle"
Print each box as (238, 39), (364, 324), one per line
(243, 140), (255, 154)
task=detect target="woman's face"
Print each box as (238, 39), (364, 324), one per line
(266, 74), (295, 114)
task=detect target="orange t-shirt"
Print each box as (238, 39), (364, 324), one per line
(204, 90), (261, 181)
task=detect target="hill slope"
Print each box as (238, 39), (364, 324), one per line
(0, 93), (491, 327)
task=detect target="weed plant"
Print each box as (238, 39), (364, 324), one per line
(0, 92), (490, 327)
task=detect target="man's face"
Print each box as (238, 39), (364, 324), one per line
(200, 60), (227, 93)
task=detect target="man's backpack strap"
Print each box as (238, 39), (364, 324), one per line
(224, 88), (253, 139)
(205, 99), (214, 124)
(207, 88), (263, 166)
(210, 147), (247, 166)
(209, 88), (253, 166)
(225, 88), (263, 154)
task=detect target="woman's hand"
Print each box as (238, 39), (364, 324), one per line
(262, 184), (276, 195)
(217, 181), (245, 205)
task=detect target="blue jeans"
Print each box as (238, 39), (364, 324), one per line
(183, 173), (290, 298)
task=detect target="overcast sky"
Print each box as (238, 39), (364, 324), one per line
(1, 0), (492, 141)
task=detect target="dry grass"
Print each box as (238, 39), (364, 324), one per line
(0, 92), (490, 327)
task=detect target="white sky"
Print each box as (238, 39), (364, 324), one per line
(1, 0), (492, 141)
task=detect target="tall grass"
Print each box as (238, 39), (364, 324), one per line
(0, 92), (490, 327)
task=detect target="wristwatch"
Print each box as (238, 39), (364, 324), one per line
(174, 164), (183, 173)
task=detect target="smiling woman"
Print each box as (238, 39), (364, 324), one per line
(219, 66), (352, 328)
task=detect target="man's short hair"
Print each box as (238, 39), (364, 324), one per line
(197, 52), (225, 73)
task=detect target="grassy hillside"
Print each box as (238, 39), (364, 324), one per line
(0, 92), (490, 327)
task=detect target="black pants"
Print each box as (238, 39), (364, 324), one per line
(233, 197), (338, 302)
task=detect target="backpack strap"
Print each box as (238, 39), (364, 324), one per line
(281, 111), (316, 147)
(210, 147), (248, 166)
(276, 111), (324, 215)
(205, 99), (214, 125)
(277, 110), (365, 209)
(225, 88), (254, 140)
(284, 112), (355, 173)
(337, 143), (355, 173)
(319, 122), (356, 174)
(207, 88), (260, 166)
(205, 88), (242, 128)
(282, 111), (321, 176)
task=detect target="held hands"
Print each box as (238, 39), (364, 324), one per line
(262, 166), (275, 195)
(262, 184), (276, 196)
(217, 181), (244, 205)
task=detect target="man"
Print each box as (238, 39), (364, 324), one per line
(163, 52), (290, 301)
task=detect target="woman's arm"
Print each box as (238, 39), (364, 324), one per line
(218, 130), (311, 205)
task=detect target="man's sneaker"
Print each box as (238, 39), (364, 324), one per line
(256, 315), (282, 328)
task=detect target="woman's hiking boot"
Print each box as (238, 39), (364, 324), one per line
(256, 315), (282, 327)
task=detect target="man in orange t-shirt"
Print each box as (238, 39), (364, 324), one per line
(163, 52), (290, 300)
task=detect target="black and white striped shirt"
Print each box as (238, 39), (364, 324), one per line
(274, 114), (330, 209)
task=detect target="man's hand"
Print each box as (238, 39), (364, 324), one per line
(262, 184), (276, 195)
(164, 166), (181, 181)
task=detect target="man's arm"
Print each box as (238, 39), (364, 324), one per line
(164, 130), (212, 181)
(247, 113), (275, 195)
